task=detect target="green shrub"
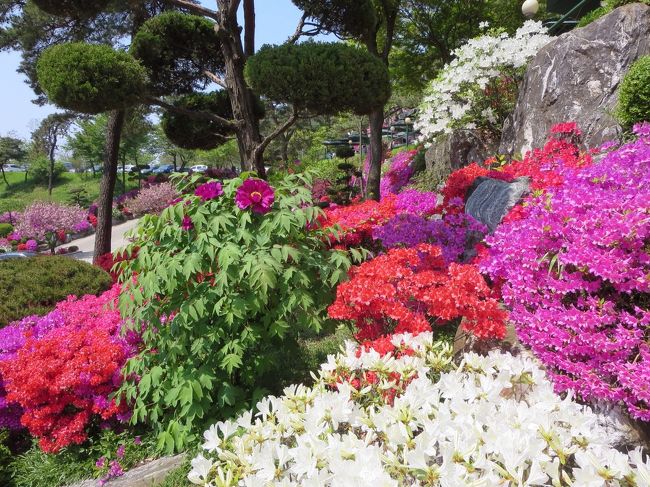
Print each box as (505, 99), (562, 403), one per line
(0, 224), (13, 238)
(577, 6), (609, 27)
(117, 174), (365, 452)
(617, 55), (650, 129)
(28, 157), (65, 185)
(37, 43), (147, 114)
(0, 256), (112, 327)
(301, 157), (349, 181)
(246, 42), (391, 115)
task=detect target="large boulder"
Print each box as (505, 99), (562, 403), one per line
(424, 129), (497, 189)
(465, 176), (530, 233)
(500, 3), (650, 155)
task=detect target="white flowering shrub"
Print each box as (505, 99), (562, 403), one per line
(416, 21), (552, 146)
(190, 333), (650, 486)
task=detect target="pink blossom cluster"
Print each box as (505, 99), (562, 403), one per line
(380, 150), (418, 197)
(481, 123), (650, 420)
(122, 182), (179, 216)
(15, 202), (88, 241)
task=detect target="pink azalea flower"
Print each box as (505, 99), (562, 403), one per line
(235, 179), (275, 214)
(181, 215), (194, 231)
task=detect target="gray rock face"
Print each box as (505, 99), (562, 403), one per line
(500, 3), (650, 155)
(465, 177), (530, 232)
(425, 129), (497, 189)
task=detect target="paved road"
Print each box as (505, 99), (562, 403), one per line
(59, 218), (140, 263)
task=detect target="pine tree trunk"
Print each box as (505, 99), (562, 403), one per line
(93, 110), (125, 264)
(366, 108), (384, 201)
(216, 0), (266, 178)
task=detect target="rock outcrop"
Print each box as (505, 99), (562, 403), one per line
(500, 3), (650, 155)
(424, 129), (497, 189)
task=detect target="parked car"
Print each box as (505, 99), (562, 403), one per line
(121, 164), (135, 173)
(3, 163), (22, 172)
(189, 164), (209, 173)
(62, 162), (75, 172)
(153, 164), (174, 174)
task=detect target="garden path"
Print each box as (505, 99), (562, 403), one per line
(59, 218), (140, 263)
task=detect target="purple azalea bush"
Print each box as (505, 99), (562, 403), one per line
(15, 202), (88, 241)
(481, 123), (650, 420)
(122, 182), (179, 216)
(373, 210), (486, 263)
(394, 189), (440, 215)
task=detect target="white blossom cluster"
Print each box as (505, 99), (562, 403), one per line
(189, 333), (649, 486)
(415, 21), (552, 145)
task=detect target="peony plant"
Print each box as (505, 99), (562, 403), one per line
(117, 173), (363, 452)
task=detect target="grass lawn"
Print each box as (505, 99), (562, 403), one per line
(0, 172), (139, 213)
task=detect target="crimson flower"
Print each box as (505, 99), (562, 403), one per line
(181, 215), (193, 231)
(235, 179), (274, 214)
(194, 181), (224, 201)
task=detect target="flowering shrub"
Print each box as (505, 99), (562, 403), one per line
(190, 334), (650, 486)
(379, 149), (418, 197)
(96, 247), (139, 283)
(328, 244), (507, 344)
(15, 201), (88, 242)
(0, 211), (20, 225)
(482, 124), (650, 420)
(122, 182), (179, 216)
(322, 195), (397, 248)
(394, 189), (439, 216)
(117, 174), (360, 451)
(416, 21), (551, 143)
(0, 286), (136, 452)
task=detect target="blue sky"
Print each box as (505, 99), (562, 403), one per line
(0, 0), (323, 139)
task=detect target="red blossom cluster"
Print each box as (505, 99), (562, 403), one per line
(321, 195), (398, 248)
(327, 244), (507, 344)
(0, 286), (136, 453)
(96, 248), (139, 283)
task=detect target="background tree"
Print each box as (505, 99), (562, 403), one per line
(292, 0), (401, 200)
(30, 112), (74, 195)
(0, 135), (26, 186)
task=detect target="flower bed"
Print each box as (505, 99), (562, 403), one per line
(190, 332), (650, 486)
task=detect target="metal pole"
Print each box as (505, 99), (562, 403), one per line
(548, 0), (590, 34)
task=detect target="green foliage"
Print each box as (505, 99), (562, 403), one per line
(37, 43), (147, 114)
(68, 188), (90, 207)
(31, 0), (110, 18)
(0, 224), (13, 238)
(617, 55), (650, 129)
(160, 92), (235, 150)
(9, 430), (159, 487)
(117, 174), (366, 452)
(0, 256), (112, 327)
(28, 157), (65, 185)
(292, 0), (376, 37)
(576, 6), (609, 26)
(130, 12), (224, 96)
(0, 430), (12, 487)
(246, 42), (391, 115)
(300, 157), (346, 181)
(334, 145), (355, 159)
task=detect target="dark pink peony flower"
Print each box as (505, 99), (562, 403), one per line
(235, 179), (275, 214)
(181, 215), (193, 231)
(194, 181), (224, 201)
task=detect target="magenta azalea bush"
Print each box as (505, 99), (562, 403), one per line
(394, 189), (439, 215)
(481, 123), (650, 420)
(15, 202), (88, 241)
(122, 182), (179, 216)
(380, 149), (418, 197)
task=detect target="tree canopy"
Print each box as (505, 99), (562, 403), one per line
(246, 42), (391, 115)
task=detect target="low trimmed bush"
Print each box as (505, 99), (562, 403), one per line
(0, 224), (12, 238)
(617, 55), (650, 129)
(0, 256), (112, 327)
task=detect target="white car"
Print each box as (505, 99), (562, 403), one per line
(190, 164), (209, 173)
(121, 164), (135, 173)
(3, 164), (22, 172)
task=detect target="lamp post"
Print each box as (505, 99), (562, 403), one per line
(404, 117), (412, 149)
(521, 0), (539, 17)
